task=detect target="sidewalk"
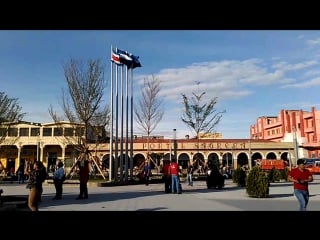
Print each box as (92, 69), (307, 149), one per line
(1, 178), (320, 211)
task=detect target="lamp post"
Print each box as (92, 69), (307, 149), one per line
(248, 137), (252, 169)
(173, 129), (177, 161)
(36, 133), (40, 161)
(293, 126), (299, 166)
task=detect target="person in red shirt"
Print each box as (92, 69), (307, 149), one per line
(169, 159), (181, 194)
(163, 160), (171, 193)
(288, 158), (313, 211)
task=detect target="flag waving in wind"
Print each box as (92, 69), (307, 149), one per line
(111, 48), (122, 65)
(116, 48), (142, 69)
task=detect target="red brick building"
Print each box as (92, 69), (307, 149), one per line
(250, 106), (320, 158)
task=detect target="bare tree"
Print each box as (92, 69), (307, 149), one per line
(0, 92), (25, 144)
(49, 59), (110, 176)
(134, 75), (164, 170)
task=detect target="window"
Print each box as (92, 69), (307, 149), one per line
(0, 128), (7, 136)
(31, 128), (40, 136)
(8, 128), (18, 137)
(43, 128), (52, 136)
(19, 128), (29, 137)
(64, 128), (74, 136)
(53, 127), (63, 136)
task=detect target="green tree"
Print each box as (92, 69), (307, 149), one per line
(181, 82), (225, 167)
(181, 82), (226, 139)
(0, 92), (26, 143)
(246, 165), (269, 198)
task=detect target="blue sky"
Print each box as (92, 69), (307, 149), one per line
(1, 30), (320, 139)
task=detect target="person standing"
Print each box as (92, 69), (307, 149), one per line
(169, 159), (181, 194)
(24, 161), (43, 211)
(143, 161), (151, 186)
(162, 160), (171, 193)
(16, 163), (25, 184)
(76, 159), (90, 200)
(52, 161), (65, 200)
(187, 161), (194, 186)
(288, 158), (313, 211)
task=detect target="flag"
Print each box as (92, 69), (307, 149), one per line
(117, 48), (133, 67)
(130, 55), (142, 69)
(117, 48), (142, 69)
(111, 48), (122, 65)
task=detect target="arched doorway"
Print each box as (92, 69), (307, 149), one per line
(208, 153), (219, 168)
(178, 153), (189, 169)
(237, 152), (248, 167)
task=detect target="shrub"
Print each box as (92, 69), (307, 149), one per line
(268, 168), (281, 182)
(232, 166), (246, 187)
(246, 165), (269, 198)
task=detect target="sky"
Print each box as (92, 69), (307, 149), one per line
(1, 30), (320, 140)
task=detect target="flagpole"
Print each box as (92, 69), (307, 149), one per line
(120, 65), (124, 181)
(112, 47), (141, 182)
(125, 65), (129, 182)
(109, 45), (114, 181)
(130, 68), (134, 180)
(114, 55), (119, 182)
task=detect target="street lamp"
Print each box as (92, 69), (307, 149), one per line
(248, 137), (252, 169)
(36, 132), (40, 161)
(173, 129), (177, 161)
(292, 126), (299, 166)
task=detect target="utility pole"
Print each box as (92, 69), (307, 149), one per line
(248, 137), (252, 169)
(173, 129), (177, 161)
(293, 126), (299, 166)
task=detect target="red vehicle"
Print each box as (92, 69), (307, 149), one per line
(303, 158), (320, 174)
(257, 159), (286, 170)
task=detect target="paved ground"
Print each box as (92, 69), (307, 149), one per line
(2, 176), (320, 211)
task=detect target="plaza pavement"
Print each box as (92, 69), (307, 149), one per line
(2, 176), (320, 211)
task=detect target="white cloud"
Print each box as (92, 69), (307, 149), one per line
(281, 77), (320, 88)
(306, 38), (320, 46)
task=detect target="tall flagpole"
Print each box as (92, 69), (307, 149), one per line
(125, 66), (129, 182)
(130, 68), (134, 180)
(114, 55), (119, 182)
(120, 65), (124, 181)
(109, 45), (114, 181)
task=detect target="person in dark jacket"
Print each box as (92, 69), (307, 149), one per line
(76, 159), (90, 199)
(162, 160), (171, 193)
(143, 161), (151, 185)
(16, 163), (25, 184)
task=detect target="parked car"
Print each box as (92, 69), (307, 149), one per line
(206, 166), (224, 189)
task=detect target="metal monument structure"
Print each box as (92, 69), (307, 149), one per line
(110, 46), (141, 182)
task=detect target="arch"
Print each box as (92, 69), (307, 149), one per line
(208, 153), (219, 167)
(149, 152), (162, 169)
(237, 152), (248, 167)
(280, 152), (289, 161)
(266, 152), (277, 159)
(222, 152), (233, 166)
(133, 153), (146, 169)
(178, 153), (190, 169)
(251, 152), (263, 166)
(163, 152), (174, 161)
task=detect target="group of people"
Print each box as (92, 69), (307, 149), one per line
(18, 155), (317, 211)
(162, 159), (183, 194)
(24, 157), (91, 211)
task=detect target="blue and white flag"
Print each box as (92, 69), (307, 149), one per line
(117, 48), (142, 69)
